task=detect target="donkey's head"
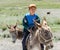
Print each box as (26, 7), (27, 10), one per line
(34, 17), (53, 49)
(7, 23), (17, 33)
(7, 23), (18, 43)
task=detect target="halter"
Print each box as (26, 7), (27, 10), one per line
(39, 30), (53, 43)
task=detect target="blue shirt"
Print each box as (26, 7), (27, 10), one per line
(23, 13), (40, 29)
(26, 13), (37, 27)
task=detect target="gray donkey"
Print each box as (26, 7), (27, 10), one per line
(26, 18), (53, 50)
(7, 23), (23, 43)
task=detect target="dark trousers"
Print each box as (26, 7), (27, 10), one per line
(22, 29), (44, 50)
(40, 44), (44, 50)
(22, 29), (29, 50)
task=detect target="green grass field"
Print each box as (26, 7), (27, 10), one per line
(0, 0), (60, 32)
(0, 0), (60, 8)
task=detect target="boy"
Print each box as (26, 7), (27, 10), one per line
(22, 4), (44, 50)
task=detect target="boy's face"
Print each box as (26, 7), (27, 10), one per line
(29, 7), (36, 15)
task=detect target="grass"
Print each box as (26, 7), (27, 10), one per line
(0, 0), (60, 8)
(0, 0), (60, 32)
(0, 15), (60, 32)
(46, 17), (60, 32)
(0, 0), (60, 42)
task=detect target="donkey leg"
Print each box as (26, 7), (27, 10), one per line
(11, 33), (17, 43)
(40, 44), (44, 50)
(45, 46), (48, 50)
(27, 43), (31, 50)
(38, 44), (41, 50)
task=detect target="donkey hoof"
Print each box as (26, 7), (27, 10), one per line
(12, 41), (15, 43)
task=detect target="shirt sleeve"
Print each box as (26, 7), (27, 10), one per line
(35, 15), (40, 23)
(22, 16), (29, 29)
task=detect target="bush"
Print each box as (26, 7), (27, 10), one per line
(54, 18), (60, 25)
(2, 27), (7, 31)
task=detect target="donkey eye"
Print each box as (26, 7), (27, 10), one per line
(45, 23), (47, 25)
(45, 30), (48, 34)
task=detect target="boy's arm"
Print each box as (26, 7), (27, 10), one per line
(35, 16), (40, 23)
(23, 16), (28, 29)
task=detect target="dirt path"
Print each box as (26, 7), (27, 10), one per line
(0, 38), (60, 50)
(0, 38), (22, 50)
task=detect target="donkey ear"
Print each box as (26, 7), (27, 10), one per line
(14, 25), (17, 28)
(42, 17), (47, 26)
(43, 17), (46, 21)
(36, 23), (42, 28)
(14, 23), (17, 28)
(7, 25), (11, 29)
(33, 20), (41, 28)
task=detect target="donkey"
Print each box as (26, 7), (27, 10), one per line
(7, 23), (23, 43)
(26, 18), (53, 50)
